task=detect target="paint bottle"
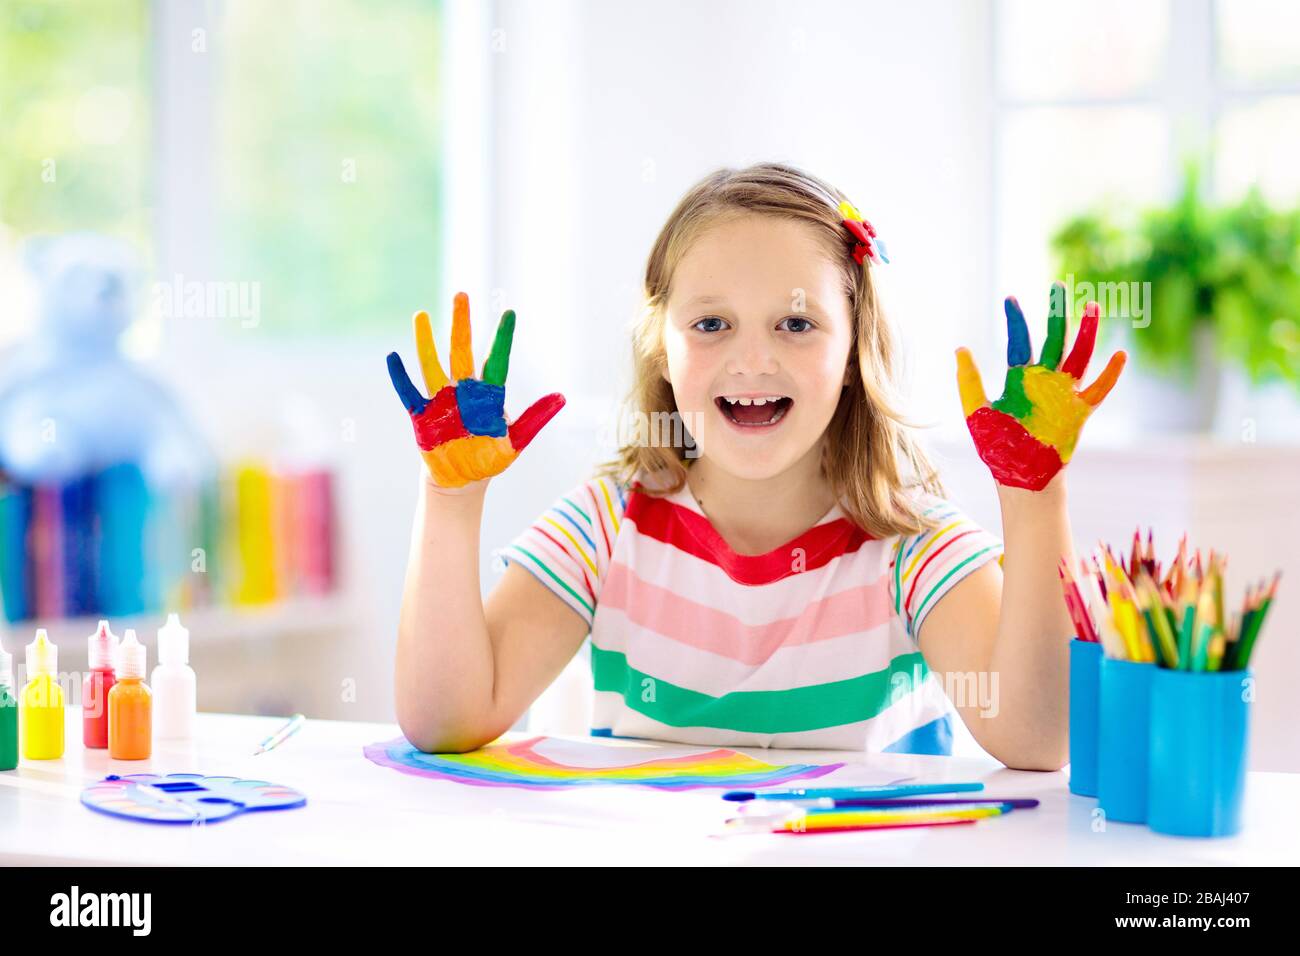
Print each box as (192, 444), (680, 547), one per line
(0, 636), (18, 770)
(21, 629), (64, 759)
(152, 613), (196, 739)
(108, 629), (151, 760)
(83, 619), (117, 749)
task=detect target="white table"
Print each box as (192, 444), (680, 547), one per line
(2, 708), (1295, 865)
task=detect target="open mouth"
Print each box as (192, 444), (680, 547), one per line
(714, 395), (793, 428)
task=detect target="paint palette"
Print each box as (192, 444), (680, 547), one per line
(81, 773), (306, 825)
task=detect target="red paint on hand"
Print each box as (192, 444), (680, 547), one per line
(508, 393), (566, 452)
(411, 385), (470, 450)
(966, 406), (1064, 491)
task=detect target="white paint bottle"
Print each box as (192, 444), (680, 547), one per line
(152, 613), (197, 739)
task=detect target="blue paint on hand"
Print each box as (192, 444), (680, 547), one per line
(456, 379), (507, 437)
(1004, 297), (1031, 367)
(387, 353), (428, 415)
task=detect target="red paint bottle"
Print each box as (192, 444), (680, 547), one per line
(83, 619), (118, 749)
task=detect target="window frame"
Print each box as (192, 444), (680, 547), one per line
(988, 0), (1299, 337)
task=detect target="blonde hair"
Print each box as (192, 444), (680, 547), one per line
(597, 162), (944, 539)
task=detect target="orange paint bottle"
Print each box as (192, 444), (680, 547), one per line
(108, 629), (151, 760)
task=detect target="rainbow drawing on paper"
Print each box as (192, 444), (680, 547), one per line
(363, 735), (845, 791)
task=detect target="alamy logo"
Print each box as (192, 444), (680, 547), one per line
(49, 886), (151, 936)
(151, 273), (262, 328)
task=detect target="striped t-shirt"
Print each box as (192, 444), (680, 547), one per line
(493, 472), (1003, 753)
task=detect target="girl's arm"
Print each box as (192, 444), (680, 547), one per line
(395, 475), (588, 754)
(916, 473), (1075, 770)
(386, 295), (575, 752)
(921, 288), (1125, 770)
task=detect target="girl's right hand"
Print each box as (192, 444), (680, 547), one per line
(386, 293), (565, 489)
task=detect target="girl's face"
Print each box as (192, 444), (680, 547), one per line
(662, 214), (855, 482)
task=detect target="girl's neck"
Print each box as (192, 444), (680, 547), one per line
(684, 444), (837, 556)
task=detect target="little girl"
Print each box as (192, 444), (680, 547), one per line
(387, 163), (1125, 768)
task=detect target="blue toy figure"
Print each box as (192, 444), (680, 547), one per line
(0, 234), (215, 619)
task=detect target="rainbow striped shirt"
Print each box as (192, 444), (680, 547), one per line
(493, 474), (1003, 753)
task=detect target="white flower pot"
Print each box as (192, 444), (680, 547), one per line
(1128, 321), (1221, 434)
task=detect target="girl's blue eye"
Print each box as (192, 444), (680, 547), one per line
(779, 316), (813, 333)
(693, 316), (727, 333)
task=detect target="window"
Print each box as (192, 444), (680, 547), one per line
(0, 0), (149, 345)
(0, 0), (149, 236)
(1216, 0), (1300, 205)
(1, 0), (452, 342)
(993, 0), (1300, 304)
(216, 0), (447, 336)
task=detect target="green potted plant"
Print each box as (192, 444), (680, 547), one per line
(1051, 165), (1300, 433)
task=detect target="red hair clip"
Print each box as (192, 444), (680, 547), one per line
(839, 200), (890, 265)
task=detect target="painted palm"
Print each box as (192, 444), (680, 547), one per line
(956, 284), (1126, 491)
(386, 293), (565, 488)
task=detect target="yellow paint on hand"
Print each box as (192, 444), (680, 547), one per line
(955, 348), (989, 417)
(413, 310), (449, 393)
(1017, 366), (1092, 462)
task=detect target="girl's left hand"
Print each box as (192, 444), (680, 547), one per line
(955, 284), (1126, 491)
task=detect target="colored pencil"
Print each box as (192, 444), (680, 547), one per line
(774, 818), (979, 835)
(1058, 559), (1098, 643)
(737, 796), (1040, 812)
(725, 804), (1011, 835)
(1135, 572), (1180, 668)
(1191, 582), (1216, 672)
(1233, 572), (1279, 669)
(1063, 529), (1277, 672)
(773, 806), (1007, 831)
(722, 781), (984, 802)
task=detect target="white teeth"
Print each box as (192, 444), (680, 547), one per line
(722, 395), (786, 406)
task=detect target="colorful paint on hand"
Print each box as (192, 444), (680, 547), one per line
(955, 285), (1126, 490)
(363, 735), (844, 790)
(386, 293), (565, 488)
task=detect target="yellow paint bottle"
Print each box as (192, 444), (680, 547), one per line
(21, 628), (64, 760)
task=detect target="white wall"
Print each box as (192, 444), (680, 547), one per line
(491, 0), (995, 441)
(488, 0), (998, 747)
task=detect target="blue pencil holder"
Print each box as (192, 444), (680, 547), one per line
(1147, 668), (1251, 838)
(1068, 638), (1101, 797)
(1097, 657), (1153, 824)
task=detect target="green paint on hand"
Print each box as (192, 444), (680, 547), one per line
(991, 366), (1033, 419)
